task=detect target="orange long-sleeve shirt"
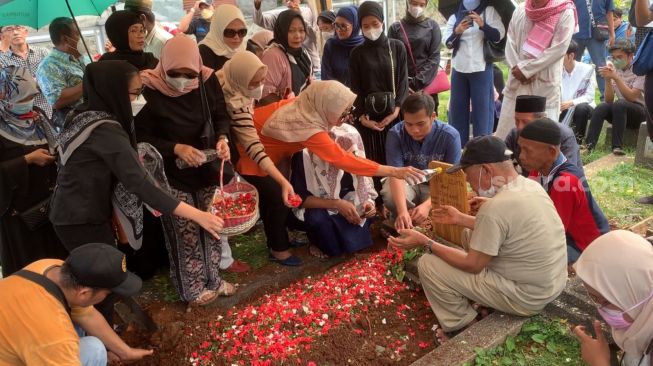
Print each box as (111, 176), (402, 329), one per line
(236, 100), (380, 178)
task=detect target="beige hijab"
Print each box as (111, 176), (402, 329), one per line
(198, 4), (246, 58)
(261, 80), (356, 143)
(216, 50), (268, 110)
(574, 230), (653, 363)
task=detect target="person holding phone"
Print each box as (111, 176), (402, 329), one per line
(444, 0), (505, 146)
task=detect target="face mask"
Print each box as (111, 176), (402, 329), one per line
(408, 5), (425, 18)
(165, 75), (192, 92)
(477, 169), (497, 198)
(463, 0), (481, 10)
(363, 27), (383, 41)
(8, 100), (34, 115)
(597, 291), (653, 330)
(246, 84), (264, 100)
(321, 31), (334, 41)
(131, 97), (146, 116)
(201, 9), (214, 20)
(612, 58), (628, 70)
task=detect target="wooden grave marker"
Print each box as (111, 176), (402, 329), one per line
(429, 161), (470, 246)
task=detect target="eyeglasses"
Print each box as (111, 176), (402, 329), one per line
(3, 25), (26, 33)
(334, 23), (350, 31)
(129, 85), (145, 97)
(223, 28), (247, 39)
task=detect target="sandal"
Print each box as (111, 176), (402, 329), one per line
(217, 281), (236, 297)
(309, 244), (328, 259)
(192, 289), (218, 307)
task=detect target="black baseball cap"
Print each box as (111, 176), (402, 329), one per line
(65, 243), (142, 296)
(447, 136), (513, 173)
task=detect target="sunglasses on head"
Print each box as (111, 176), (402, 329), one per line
(223, 28), (248, 39)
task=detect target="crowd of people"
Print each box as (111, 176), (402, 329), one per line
(0, 0), (652, 364)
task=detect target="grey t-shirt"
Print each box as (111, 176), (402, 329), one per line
(469, 176), (567, 310)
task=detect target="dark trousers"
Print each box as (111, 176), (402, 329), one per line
(560, 103), (594, 143)
(241, 174), (290, 252)
(449, 63), (495, 146)
(646, 73), (653, 140)
(586, 100), (648, 149)
(54, 222), (119, 324)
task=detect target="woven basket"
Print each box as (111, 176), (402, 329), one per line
(209, 161), (260, 236)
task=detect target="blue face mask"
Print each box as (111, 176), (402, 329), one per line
(463, 0), (481, 10)
(8, 100), (34, 115)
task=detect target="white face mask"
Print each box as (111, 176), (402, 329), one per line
(131, 97), (146, 116)
(246, 84), (264, 100)
(363, 27), (383, 41)
(477, 169), (497, 198)
(165, 75), (192, 92)
(321, 31), (334, 41)
(408, 5), (425, 18)
(200, 9), (214, 20)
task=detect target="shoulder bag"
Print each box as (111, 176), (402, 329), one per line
(364, 39), (396, 122)
(15, 269), (71, 315)
(398, 21), (450, 95)
(482, 11), (506, 63)
(633, 31), (653, 76)
(586, 0), (610, 41)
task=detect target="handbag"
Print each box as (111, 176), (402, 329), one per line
(633, 31), (653, 76)
(482, 11), (506, 63)
(585, 0), (609, 41)
(364, 39), (396, 121)
(398, 21), (450, 95)
(18, 197), (51, 231)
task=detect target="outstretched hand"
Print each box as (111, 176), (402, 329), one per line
(572, 320), (611, 366)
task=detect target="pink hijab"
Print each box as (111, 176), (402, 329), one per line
(141, 35), (213, 97)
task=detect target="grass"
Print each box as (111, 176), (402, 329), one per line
(589, 161), (653, 228)
(466, 317), (582, 366)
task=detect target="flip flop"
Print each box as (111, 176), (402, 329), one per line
(216, 281), (236, 297)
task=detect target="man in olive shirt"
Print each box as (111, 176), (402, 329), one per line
(389, 136), (567, 341)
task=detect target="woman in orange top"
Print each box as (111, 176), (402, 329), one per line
(238, 80), (423, 266)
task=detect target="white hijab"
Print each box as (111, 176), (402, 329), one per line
(574, 230), (653, 365)
(199, 4), (247, 58)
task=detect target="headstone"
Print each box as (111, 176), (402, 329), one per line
(429, 161), (470, 246)
(604, 124), (640, 148)
(635, 122), (653, 169)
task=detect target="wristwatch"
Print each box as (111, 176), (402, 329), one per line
(218, 136), (229, 144)
(423, 239), (435, 255)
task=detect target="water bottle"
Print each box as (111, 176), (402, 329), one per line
(409, 167), (443, 185)
(175, 149), (219, 169)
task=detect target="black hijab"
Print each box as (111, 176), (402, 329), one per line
(358, 1), (388, 45)
(273, 9), (312, 81)
(74, 61), (139, 147)
(101, 10), (158, 71)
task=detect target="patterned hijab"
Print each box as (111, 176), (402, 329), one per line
(199, 4), (247, 58)
(574, 230), (653, 364)
(0, 66), (49, 146)
(216, 50), (268, 110)
(261, 80), (356, 143)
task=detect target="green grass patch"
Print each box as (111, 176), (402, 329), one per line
(466, 317), (582, 366)
(589, 161), (653, 228)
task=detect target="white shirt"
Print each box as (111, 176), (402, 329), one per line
(561, 61), (596, 107)
(144, 24), (173, 59)
(444, 6), (505, 74)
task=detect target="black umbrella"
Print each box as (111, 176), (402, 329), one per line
(438, 0), (516, 31)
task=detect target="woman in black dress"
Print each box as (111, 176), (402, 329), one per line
(198, 4), (247, 71)
(100, 10), (158, 71)
(0, 66), (67, 276)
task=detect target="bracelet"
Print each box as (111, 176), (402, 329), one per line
(423, 239), (434, 255)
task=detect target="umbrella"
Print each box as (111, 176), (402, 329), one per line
(438, 0), (517, 31)
(0, 0), (117, 59)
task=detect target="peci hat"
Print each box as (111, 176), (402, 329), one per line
(65, 243), (142, 296)
(514, 95), (546, 114)
(447, 136), (513, 173)
(519, 118), (562, 146)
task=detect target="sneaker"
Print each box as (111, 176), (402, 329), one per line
(612, 147), (626, 156)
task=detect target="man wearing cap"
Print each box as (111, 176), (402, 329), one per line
(253, 0), (321, 74)
(494, 0), (576, 140)
(518, 118), (609, 264)
(0, 243), (153, 365)
(179, 0), (214, 43)
(505, 95), (583, 174)
(317, 10), (336, 55)
(389, 136), (567, 342)
(124, 0), (173, 58)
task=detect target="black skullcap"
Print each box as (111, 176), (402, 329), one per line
(515, 95), (546, 113)
(358, 1), (384, 24)
(318, 10), (336, 23)
(519, 118), (562, 146)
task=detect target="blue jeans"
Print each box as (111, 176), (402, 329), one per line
(449, 63), (495, 146)
(573, 37), (607, 99)
(76, 326), (107, 366)
(567, 244), (581, 264)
